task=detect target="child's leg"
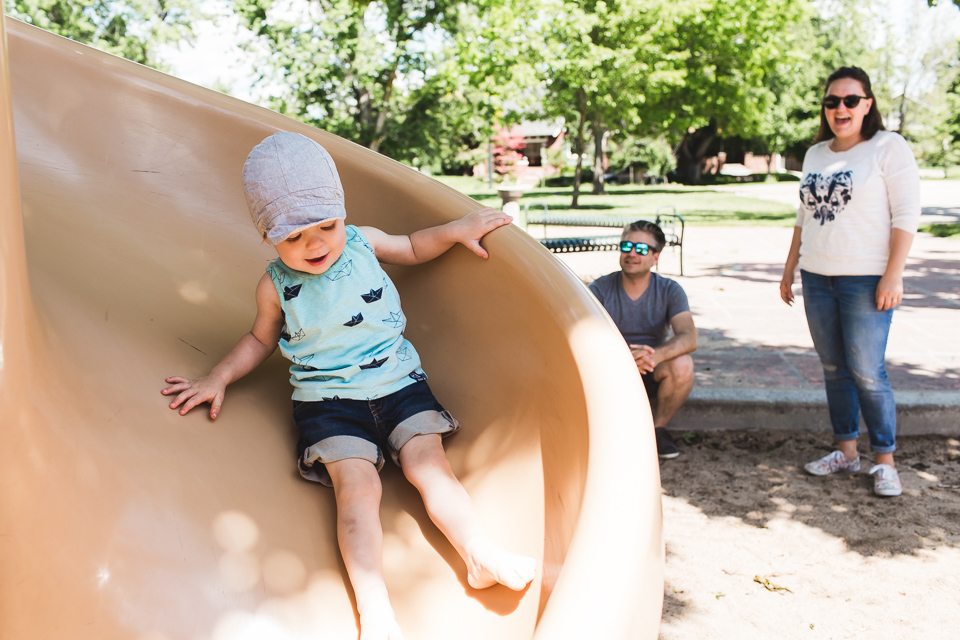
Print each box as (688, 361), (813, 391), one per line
(326, 458), (404, 640)
(398, 434), (536, 591)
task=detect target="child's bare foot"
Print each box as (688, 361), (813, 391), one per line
(464, 539), (537, 591)
(358, 599), (404, 640)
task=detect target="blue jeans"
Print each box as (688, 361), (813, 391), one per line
(800, 270), (897, 453)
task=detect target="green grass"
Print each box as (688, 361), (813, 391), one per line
(431, 176), (797, 226)
(917, 164), (960, 180)
(919, 222), (960, 238)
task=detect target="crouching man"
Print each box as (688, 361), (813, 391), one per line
(589, 220), (698, 459)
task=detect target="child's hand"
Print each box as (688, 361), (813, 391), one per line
(162, 374), (228, 419)
(454, 206), (513, 259)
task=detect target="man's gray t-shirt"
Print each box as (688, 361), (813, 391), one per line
(588, 272), (690, 347)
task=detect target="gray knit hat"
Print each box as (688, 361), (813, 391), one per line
(242, 132), (347, 245)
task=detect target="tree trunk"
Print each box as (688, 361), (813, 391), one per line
(592, 124), (608, 195)
(897, 80), (909, 136)
(572, 152), (584, 209)
(357, 85), (374, 148)
(370, 41), (402, 153)
(571, 90), (588, 209)
(675, 119), (718, 185)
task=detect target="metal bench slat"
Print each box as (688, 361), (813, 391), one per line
(527, 214), (636, 228)
(538, 235), (621, 253)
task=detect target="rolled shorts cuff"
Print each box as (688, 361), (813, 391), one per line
(299, 435), (384, 487)
(387, 409), (460, 465)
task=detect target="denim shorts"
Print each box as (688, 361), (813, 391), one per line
(293, 381), (460, 486)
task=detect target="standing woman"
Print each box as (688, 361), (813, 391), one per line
(780, 66), (920, 497)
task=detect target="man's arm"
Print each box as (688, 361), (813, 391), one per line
(360, 207), (511, 266)
(631, 311), (697, 373)
(162, 273), (283, 418)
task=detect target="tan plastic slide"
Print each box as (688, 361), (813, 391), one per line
(0, 13), (663, 640)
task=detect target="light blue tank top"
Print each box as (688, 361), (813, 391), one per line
(267, 225), (426, 401)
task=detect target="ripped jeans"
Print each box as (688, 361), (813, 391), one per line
(800, 270), (896, 453)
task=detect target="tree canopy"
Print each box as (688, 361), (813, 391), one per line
(12, 0), (960, 185)
(7, 0), (196, 67)
(234, 0), (504, 166)
(520, 0), (664, 201)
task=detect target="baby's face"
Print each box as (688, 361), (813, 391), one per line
(274, 218), (347, 275)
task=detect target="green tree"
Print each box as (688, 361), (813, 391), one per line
(7, 0), (195, 67)
(526, 0), (674, 205)
(868, 0), (960, 161)
(753, 4), (838, 169)
(790, 0), (872, 162)
(235, 0), (508, 165)
(763, 0), (960, 170)
(438, 0), (539, 171)
(656, 0), (810, 184)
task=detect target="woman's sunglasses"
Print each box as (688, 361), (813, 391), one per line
(822, 95), (868, 110)
(620, 241), (652, 255)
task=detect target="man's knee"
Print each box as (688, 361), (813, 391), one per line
(656, 354), (695, 386)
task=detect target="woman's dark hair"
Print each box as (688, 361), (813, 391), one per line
(814, 66), (885, 144)
(621, 220), (666, 253)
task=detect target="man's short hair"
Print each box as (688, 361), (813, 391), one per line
(621, 220), (666, 253)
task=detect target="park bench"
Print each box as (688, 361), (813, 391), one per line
(524, 203), (685, 275)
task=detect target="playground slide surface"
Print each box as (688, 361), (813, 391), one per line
(0, 14), (663, 640)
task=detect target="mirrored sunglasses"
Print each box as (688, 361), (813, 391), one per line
(822, 95), (868, 110)
(619, 240), (651, 255)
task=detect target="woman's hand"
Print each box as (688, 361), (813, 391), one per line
(780, 226), (802, 306)
(876, 273), (903, 311)
(876, 229), (913, 311)
(779, 273), (795, 306)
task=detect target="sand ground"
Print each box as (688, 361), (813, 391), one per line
(657, 430), (960, 640)
(543, 191), (960, 639)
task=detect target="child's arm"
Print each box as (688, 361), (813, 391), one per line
(162, 273), (283, 419)
(360, 206), (511, 265)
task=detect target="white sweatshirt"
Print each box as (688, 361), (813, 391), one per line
(796, 130), (920, 276)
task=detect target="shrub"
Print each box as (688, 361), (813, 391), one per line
(545, 170), (595, 187)
(608, 136), (677, 180)
(919, 223), (960, 238)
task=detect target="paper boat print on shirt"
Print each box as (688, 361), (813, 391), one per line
(382, 311), (404, 328)
(292, 354), (314, 367)
(359, 357), (389, 370)
(325, 259), (353, 281)
(361, 288), (383, 303)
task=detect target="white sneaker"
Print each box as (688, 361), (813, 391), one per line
(804, 450), (860, 476)
(869, 464), (903, 497)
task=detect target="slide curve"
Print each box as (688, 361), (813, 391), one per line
(0, 13), (663, 640)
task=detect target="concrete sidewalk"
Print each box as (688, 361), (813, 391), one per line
(551, 225), (960, 435)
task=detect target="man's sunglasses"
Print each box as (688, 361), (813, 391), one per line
(620, 240), (652, 255)
(822, 95), (868, 110)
